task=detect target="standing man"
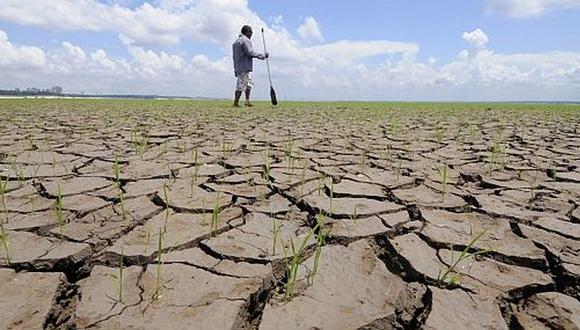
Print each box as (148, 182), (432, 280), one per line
(232, 25), (269, 107)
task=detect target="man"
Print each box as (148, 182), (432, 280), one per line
(232, 25), (269, 107)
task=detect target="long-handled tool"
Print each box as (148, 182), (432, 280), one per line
(261, 28), (278, 106)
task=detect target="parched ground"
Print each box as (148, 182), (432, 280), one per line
(0, 99), (579, 329)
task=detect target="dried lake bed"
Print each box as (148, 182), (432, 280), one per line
(0, 100), (579, 329)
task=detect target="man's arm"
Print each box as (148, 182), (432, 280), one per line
(242, 38), (266, 60)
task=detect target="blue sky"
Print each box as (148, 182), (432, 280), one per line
(1, 0), (580, 101)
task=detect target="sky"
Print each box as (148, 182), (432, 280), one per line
(1, 0), (580, 101)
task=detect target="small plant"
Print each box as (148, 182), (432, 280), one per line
(113, 152), (126, 220)
(384, 144), (392, 162)
(548, 158), (557, 183)
(271, 218), (281, 256)
(262, 146), (272, 183)
(189, 147), (200, 198)
(137, 134), (149, 159)
(283, 138), (295, 166)
(0, 223), (10, 263)
(10, 161), (26, 184)
(55, 185), (65, 240)
(328, 178), (334, 216)
(210, 194), (221, 237)
(107, 248), (124, 303)
(220, 137), (233, 158)
(390, 117), (399, 137)
(130, 128), (137, 150)
(282, 226), (316, 300)
(487, 139), (506, 173)
(349, 204), (359, 228)
(433, 125), (445, 145)
(317, 165), (324, 196)
(153, 227), (165, 301)
(0, 177), (8, 223)
(437, 227), (492, 286)
(189, 169), (199, 199)
(300, 160), (307, 194)
(436, 162), (449, 199)
(396, 157), (403, 181)
(360, 144), (368, 166)
(162, 183), (170, 229)
(144, 226), (152, 255)
(308, 213), (329, 284)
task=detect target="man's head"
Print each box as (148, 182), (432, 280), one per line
(241, 25), (253, 38)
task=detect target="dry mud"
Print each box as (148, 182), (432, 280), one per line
(0, 100), (579, 329)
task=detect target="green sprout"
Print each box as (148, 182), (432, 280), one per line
(349, 204), (359, 229)
(189, 147), (200, 198)
(300, 160), (307, 194)
(107, 248), (124, 303)
(436, 162), (449, 199)
(281, 225), (316, 300)
(328, 178), (334, 216)
(487, 139), (506, 173)
(271, 218), (281, 256)
(317, 165), (324, 196)
(162, 183), (170, 229)
(144, 226), (151, 255)
(360, 144), (368, 166)
(0, 223), (10, 263)
(55, 185), (65, 240)
(113, 152), (126, 220)
(548, 158), (557, 183)
(262, 146), (272, 183)
(138, 134), (149, 159)
(433, 125), (445, 145)
(308, 213), (329, 284)
(437, 227), (493, 286)
(153, 227), (165, 301)
(210, 194), (221, 237)
(396, 157), (403, 181)
(284, 138), (295, 173)
(220, 137), (233, 158)
(0, 177), (8, 223)
(284, 139), (294, 160)
(10, 161), (26, 184)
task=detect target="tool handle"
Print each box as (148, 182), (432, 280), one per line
(261, 28), (273, 88)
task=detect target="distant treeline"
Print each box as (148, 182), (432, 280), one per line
(0, 89), (215, 100)
(0, 89), (63, 96)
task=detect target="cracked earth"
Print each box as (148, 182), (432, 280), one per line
(0, 100), (579, 329)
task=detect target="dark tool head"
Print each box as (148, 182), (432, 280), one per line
(270, 86), (278, 106)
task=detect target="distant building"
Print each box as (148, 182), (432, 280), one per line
(50, 86), (63, 95)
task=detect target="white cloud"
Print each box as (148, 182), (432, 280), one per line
(271, 15), (284, 26)
(0, 0), (259, 46)
(61, 42), (87, 64)
(192, 54), (230, 73)
(462, 29), (489, 49)
(0, 29), (45, 69)
(90, 49), (119, 71)
(308, 40), (419, 64)
(486, 0), (580, 17)
(297, 17), (323, 42)
(1, 3), (579, 101)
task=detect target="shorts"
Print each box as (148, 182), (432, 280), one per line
(236, 72), (254, 91)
